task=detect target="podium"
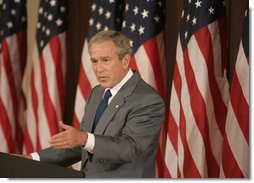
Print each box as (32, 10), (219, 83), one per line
(0, 152), (83, 178)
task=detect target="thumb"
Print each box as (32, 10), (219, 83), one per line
(59, 121), (72, 130)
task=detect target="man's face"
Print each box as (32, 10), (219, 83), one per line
(90, 40), (130, 88)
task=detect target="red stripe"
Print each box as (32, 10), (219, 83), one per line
(173, 63), (201, 177)
(130, 56), (138, 71)
(23, 126), (35, 153)
(73, 113), (81, 129)
(30, 69), (41, 151)
(39, 56), (59, 136)
(183, 49), (219, 177)
(230, 72), (249, 143)
(221, 136), (244, 177)
(168, 111), (178, 156)
(194, 26), (227, 135)
(49, 36), (65, 114)
(143, 38), (166, 100)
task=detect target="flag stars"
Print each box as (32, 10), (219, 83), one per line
(154, 15), (160, 23)
(122, 20), (126, 28)
(55, 19), (62, 26)
(192, 17), (197, 25)
(89, 18), (94, 26)
(138, 26), (145, 35)
(91, 3), (96, 11)
(186, 14), (190, 22)
(195, 0), (202, 8)
(184, 31), (188, 39)
(96, 22), (101, 30)
(60, 6), (66, 13)
(50, 0), (56, 7)
(181, 10), (185, 18)
(98, 7), (104, 15)
(47, 14), (53, 21)
(141, 9), (149, 19)
(39, 7), (43, 14)
(130, 23), (136, 32)
(109, 0), (115, 4)
(11, 9), (16, 15)
(133, 6), (139, 15)
(105, 11), (111, 19)
(208, 6), (215, 14)
(125, 4), (129, 12)
(21, 16), (26, 22)
(129, 40), (133, 47)
(7, 21), (13, 28)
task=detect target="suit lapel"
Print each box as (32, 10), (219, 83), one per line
(94, 72), (141, 135)
(83, 87), (104, 132)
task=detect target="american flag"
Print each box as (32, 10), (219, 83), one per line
(0, 0), (27, 153)
(220, 8), (249, 178)
(121, 0), (166, 177)
(73, 0), (125, 129)
(166, 0), (229, 177)
(23, 0), (67, 153)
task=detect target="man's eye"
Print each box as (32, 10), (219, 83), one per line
(91, 60), (97, 64)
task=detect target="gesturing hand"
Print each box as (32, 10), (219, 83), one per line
(49, 121), (87, 149)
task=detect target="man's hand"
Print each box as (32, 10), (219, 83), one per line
(49, 121), (87, 149)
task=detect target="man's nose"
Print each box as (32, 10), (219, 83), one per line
(96, 62), (104, 72)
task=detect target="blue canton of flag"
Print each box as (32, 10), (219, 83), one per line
(0, 0), (27, 51)
(180, 0), (226, 50)
(122, 0), (165, 53)
(36, 0), (67, 55)
(87, 0), (125, 40)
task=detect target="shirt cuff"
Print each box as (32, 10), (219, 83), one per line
(30, 152), (40, 161)
(84, 132), (95, 154)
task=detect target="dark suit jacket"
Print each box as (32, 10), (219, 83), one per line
(38, 72), (165, 178)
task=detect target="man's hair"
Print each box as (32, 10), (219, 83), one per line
(88, 30), (132, 60)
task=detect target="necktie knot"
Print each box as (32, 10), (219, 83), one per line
(92, 89), (112, 132)
(103, 89), (112, 101)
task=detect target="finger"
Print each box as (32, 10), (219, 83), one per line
(49, 139), (67, 148)
(59, 121), (72, 130)
(51, 131), (66, 139)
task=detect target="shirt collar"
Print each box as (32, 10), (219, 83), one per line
(106, 69), (133, 98)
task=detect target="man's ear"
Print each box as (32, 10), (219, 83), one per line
(122, 54), (131, 69)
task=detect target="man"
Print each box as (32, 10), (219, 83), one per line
(24, 30), (165, 178)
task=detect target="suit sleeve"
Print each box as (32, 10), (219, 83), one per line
(92, 92), (165, 163)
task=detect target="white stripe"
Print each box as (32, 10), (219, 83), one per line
(25, 81), (37, 149)
(74, 86), (87, 123)
(32, 48), (51, 149)
(134, 46), (157, 89)
(43, 42), (62, 121)
(235, 41), (249, 105)
(188, 35), (224, 166)
(82, 40), (98, 88)
(225, 100), (249, 177)
(6, 36), (22, 95)
(176, 37), (207, 177)
(165, 135), (178, 177)
(170, 81), (184, 176)
(0, 123), (8, 152)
